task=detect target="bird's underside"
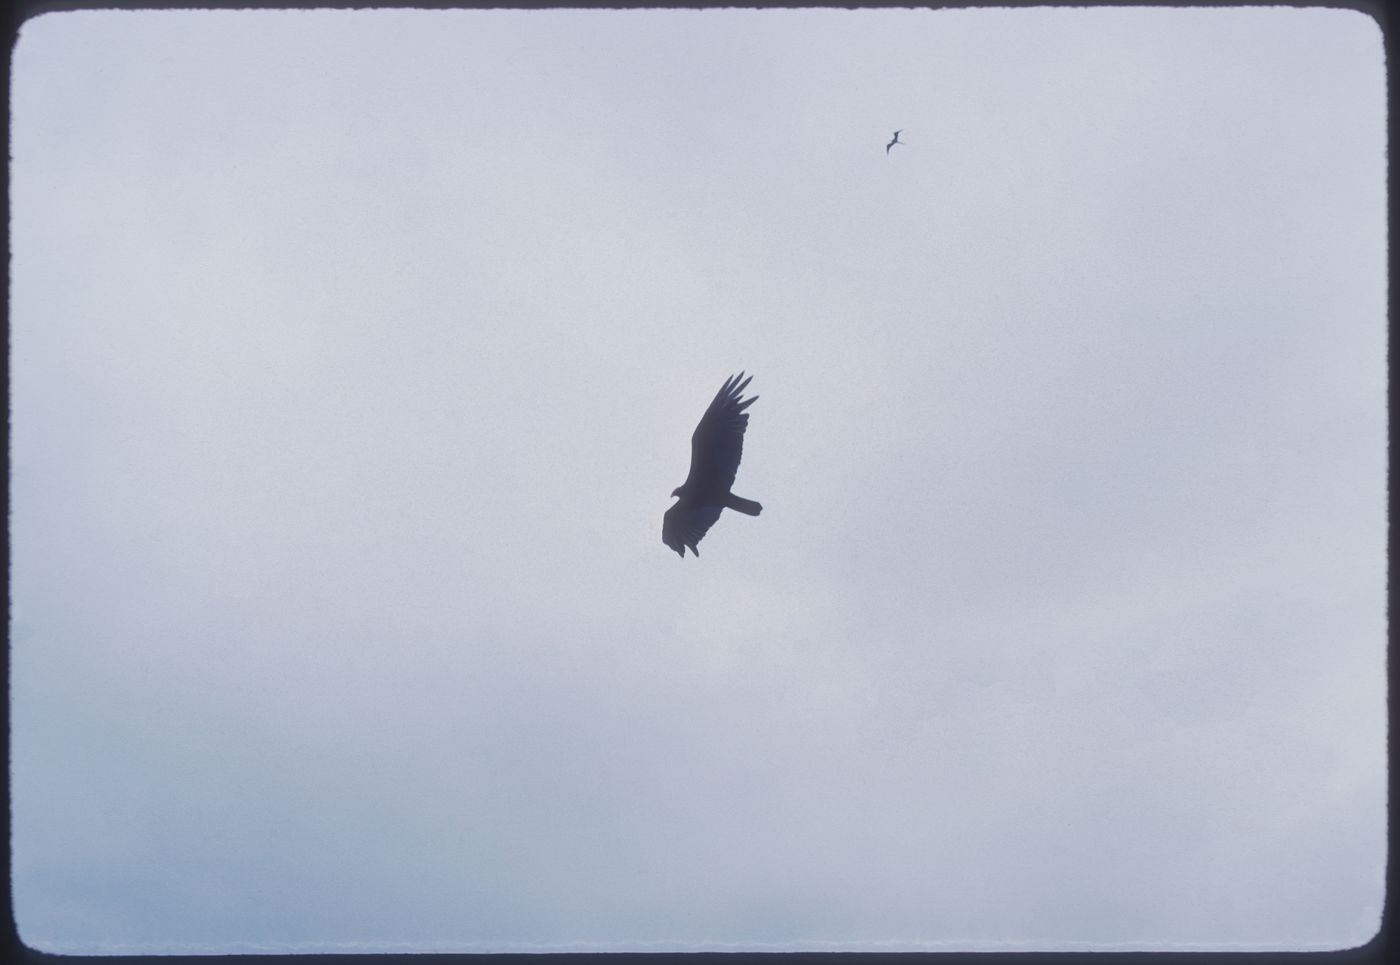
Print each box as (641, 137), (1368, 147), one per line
(663, 372), (762, 558)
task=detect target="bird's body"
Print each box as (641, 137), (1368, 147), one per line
(886, 129), (903, 153)
(663, 373), (762, 558)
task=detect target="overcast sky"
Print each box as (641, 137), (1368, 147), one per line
(8, 5), (1386, 954)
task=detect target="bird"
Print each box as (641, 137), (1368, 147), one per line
(662, 372), (763, 558)
(886, 129), (903, 154)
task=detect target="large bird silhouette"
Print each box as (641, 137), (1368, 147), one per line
(663, 372), (762, 558)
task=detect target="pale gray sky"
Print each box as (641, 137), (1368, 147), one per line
(8, 6), (1387, 953)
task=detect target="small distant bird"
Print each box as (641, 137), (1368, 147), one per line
(662, 373), (762, 558)
(886, 129), (903, 154)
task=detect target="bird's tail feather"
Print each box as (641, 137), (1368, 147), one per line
(726, 494), (762, 516)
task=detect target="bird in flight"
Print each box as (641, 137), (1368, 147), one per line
(663, 372), (762, 558)
(886, 129), (903, 154)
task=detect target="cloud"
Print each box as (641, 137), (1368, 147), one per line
(10, 6), (1385, 953)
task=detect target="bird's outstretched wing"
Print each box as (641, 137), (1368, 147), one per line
(684, 372), (758, 493)
(662, 503), (722, 557)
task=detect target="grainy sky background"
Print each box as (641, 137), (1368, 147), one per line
(8, 6), (1387, 954)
